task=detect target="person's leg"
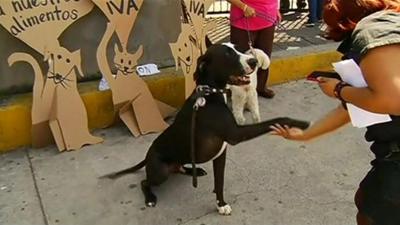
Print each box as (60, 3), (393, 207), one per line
(306, 0), (317, 25)
(253, 26), (275, 98)
(230, 25), (251, 53)
(316, 0), (324, 21)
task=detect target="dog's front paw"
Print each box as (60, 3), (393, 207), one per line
(217, 204), (232, 215)
(289, 119), (310, 130)
(278, 117), (310, 130)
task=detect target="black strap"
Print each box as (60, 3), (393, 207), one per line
(190, 109), (198, 188)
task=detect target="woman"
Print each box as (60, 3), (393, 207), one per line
(271, 0), (400, 224)
(228, 0), (281, 98)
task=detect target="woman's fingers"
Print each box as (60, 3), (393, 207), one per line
(270, 124), (289, 137)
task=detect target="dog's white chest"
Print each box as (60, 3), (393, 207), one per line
(185, 142), (227, 167)
(205, 95), (228, 161)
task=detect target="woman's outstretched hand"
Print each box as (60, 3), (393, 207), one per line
(269, 124), (306, 141)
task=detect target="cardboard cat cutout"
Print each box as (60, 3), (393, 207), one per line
(0, 0), (103, 151)
(170, 0), (216, 98)
(94, 0), (174, 137)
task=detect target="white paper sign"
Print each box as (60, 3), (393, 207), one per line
(332, 59), (392, 128)
(98, 77), (110, 91)
(136, 63), (160, 76)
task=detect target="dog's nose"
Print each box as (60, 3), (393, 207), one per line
(247, 58), (258, 70)
(124, 66), (129, 71)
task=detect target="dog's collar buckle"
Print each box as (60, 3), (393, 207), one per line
(193, 85), (228, 111)
(193, 97), (206, 110)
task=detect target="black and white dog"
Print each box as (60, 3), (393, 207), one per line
(104, 43), (309, 215)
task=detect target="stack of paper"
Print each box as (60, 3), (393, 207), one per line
(332, 59), (391, 128)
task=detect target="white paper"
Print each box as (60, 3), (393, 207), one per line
(136, 63), (160, 76)
(332, 59), (391, 128)
(98, 77), (110, 91)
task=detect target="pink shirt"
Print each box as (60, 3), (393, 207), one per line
(230, 0), (278, 30)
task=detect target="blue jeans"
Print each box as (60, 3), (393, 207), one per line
(307, 0), (324, 23)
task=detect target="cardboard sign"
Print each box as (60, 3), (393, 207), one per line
(170, 0), (216, 98)
(0, 0), (94, 54)
(94, 0), (175, 137)
(2, 1), (103, 151)
(93, 0), (142, 49)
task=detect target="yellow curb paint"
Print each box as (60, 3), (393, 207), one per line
(268, 51), (342, 85)
(0, 51), (341, 153)
(0, 104), (32, 151)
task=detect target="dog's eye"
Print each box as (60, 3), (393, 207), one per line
(121, 59), (124, 63)
(66, 58), (70, 63)
(57, 55), (62, 59)
(128, 60), (132, 65)
(184, 43), (187, 47)
(178, 48), (181, 52)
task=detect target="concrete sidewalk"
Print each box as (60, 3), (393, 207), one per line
(1, 80), (373, 225)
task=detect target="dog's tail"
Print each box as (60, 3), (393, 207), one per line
(100, 159), (146, 179)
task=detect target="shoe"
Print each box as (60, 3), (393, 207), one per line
(257, 88), (275, 99)
(305, 22), (315, 27)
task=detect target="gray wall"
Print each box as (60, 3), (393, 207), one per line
(0, 0), (181, 95)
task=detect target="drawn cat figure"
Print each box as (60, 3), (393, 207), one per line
(97, 23), (170, 137)
(8, 45), (103, 151)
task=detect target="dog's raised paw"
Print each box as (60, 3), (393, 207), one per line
(217, 204), (232, 215)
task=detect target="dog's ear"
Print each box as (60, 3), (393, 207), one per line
(43, 50), (51, 62)
(254, 49), (270, 70)
(193, 54), (208, 83)
(114, 43), (121, 54)
(72, 49), (84, 77)
(169, 43), (180, 71)
(132, 45), (144, 63)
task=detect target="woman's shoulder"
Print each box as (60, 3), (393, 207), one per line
(351, 10), (400, 56)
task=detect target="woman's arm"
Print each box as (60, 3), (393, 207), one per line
(318, 45), (400, 115)
(270, 105), (350, 141)
(227, 0), (256, 17)
(343, 45), (400, 115)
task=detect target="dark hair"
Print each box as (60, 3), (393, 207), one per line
(323, 0), (400, 41)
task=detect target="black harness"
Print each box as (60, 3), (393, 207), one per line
(190, 85), (229, 187)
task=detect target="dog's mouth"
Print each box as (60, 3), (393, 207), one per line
(228, 66), (255, 85)
(228, 74), (251, 86)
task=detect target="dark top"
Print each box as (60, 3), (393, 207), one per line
(346, 10), (400, 157)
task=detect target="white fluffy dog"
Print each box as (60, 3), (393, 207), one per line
(229, 48), (270, 125)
